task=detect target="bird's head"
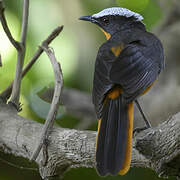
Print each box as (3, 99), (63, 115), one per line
(79, 7), (144, 40)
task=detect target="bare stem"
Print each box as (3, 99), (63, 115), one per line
(9, 0), (29, 109)
(30, 45), (63, 161)
(0, 26), (63, 102)
(0, 1), (21, 50)
(20, 0), (29, 44)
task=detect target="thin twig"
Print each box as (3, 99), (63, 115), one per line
(9, 0), (29, 109)
(0, 1), (21, 50)
(22, 26), (63, 77)
(30, 45), (63, 161)
(0, 26), (63, 102)
(20, 0), (29, 45)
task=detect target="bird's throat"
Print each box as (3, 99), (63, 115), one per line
(100, 28), (111, 40)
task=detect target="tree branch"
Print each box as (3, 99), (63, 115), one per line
(9, 0), (29, 108)
(31, 45), (63, 162)
(0, 102), (179, 179)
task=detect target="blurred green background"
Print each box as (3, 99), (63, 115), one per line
(0, 0), (175, 180)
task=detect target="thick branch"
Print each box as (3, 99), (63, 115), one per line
(0, 102), (179, 179)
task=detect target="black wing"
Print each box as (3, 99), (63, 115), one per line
(109, 40), (164, 103)
(92, 44), (115, 119)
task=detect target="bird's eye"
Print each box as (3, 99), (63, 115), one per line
(102, 17), (109, 25)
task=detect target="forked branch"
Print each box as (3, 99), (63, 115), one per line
(0, 26), (63, 102)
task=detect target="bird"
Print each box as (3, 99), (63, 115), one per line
(79, 7), (164, 176)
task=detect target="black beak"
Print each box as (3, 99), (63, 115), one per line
(79, 16), (92, 22)
(79, 16), (98, 24)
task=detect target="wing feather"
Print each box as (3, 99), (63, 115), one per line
(110, 43), (161, 102)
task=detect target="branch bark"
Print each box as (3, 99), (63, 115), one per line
(0, 102), (179, 179)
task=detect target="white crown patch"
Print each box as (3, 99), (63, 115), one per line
(92, 7), (143, 22)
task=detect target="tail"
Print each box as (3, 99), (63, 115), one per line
(96, 95), (134, 176)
